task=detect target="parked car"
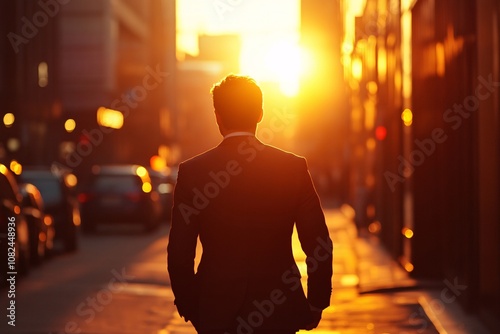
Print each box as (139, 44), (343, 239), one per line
(19, 167), (80, 253)
(0, 164), (30, 279)
(78, 165), (162, 233)
(19, 183), (55, 265)
(147, 168), (175, 221)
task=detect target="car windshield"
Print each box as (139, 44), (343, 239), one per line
(92, 175), (140, 193)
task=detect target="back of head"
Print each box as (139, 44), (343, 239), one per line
(211, 74), (263, 130)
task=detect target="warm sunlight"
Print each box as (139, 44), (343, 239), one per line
(242, 38), (309, 97)
(264, 40), (302, 97)
(177, 0), (301, 96)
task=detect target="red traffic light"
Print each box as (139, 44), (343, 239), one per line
(375, 126), (387, 141)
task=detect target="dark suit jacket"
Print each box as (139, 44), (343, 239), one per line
(167, 135), (332, 332)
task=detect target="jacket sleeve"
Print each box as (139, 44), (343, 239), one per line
(294, 158), (333, 310)
(167, 163), (200, 320)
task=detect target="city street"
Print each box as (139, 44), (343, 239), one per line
(0, 223), (175, 334)
(1, 1), (499, 332)
(3, 207), (489, 334)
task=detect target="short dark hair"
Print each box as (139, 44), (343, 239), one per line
(211, 74), (263, 130)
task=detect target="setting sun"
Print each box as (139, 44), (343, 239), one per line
(241, 38), (309, 97)
(264, 40), (302, 97)
(177, 0), (301, 96)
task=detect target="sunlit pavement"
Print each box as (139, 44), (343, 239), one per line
(162, 205), (491, 334)
(0, 224), (176, 334)
(1, 210), (490, 333)
(307, 207), (437, 334)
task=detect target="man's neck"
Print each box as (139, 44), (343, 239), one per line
(223, 131), (255, 139)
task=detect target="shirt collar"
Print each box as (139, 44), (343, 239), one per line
(223, 131), (255, 139)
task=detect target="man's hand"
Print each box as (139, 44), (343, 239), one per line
(303, 305), (323, 330)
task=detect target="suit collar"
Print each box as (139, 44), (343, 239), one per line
(223, 131), (255, 139)
(218, 134), (262, 148)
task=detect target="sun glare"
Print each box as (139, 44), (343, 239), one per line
(177, 0), (301, 96)
(241, 39), (307, 97)
(264, 40), (303, 97)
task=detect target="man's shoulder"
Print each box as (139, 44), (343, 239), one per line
(179, 147), (218, 169)
(179, 139), (307, 170)
(261, 143), (307, 164)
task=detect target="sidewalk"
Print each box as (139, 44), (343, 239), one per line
(162, 206), (492, 334)
(319, 205), (491, 334)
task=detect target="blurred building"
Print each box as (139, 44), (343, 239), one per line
(343, 0), (500, 329)
(0, 0), (59, 165)
(0, 0), (176, 175)
(58, 0), (176, 174)
(197, 34), (241, 76)
(298, 0), (350, 202)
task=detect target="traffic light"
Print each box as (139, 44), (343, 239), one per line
(375, 125), (387, 141)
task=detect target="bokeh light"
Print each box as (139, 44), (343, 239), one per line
(97, 107), (124, 129)
(65, 119), (76, 133)
(3, 113), (15, 127)
(135, 166), (148, 178)
(401, 108), (413, 126)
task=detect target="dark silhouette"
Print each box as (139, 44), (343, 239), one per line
(167, 75), (333, 334)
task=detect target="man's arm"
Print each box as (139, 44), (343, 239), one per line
(294, 158), (333, 313)
(167, 164), (200, 321)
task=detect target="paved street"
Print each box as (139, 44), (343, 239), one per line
(0, 224), (175, 334)
(1, 208), (491, 334)
(2, 1), (499, 333)
(162, 207), (442, 334)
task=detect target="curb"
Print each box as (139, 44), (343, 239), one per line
(418, 291), (492, 334)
